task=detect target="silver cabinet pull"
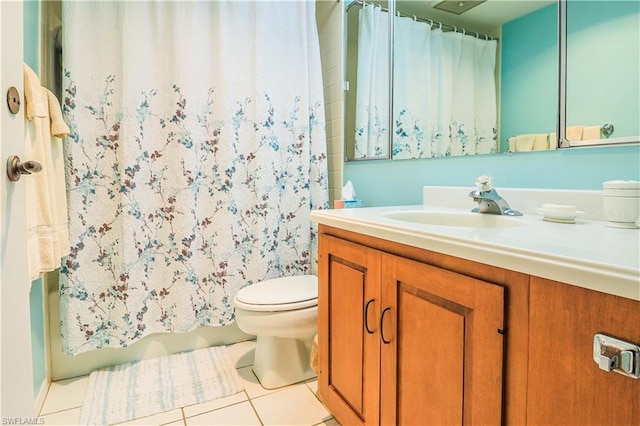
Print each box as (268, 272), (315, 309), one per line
(6, 155), (42, 182)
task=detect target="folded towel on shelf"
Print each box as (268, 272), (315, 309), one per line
(23, 63), (70, 281)
(507, 134), (535, 152)
(582, 125), (602, 140)
(508, 132), (554, 152)
(532, 133), (549, 151)
(566, 126), (583, 141)
(515, 134), (535, 151)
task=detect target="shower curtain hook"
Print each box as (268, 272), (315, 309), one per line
(413, 15), (417, 22)
(462, 28), (466, 35)
(439, 22), (442, 30)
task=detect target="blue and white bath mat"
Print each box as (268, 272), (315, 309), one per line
(80, 346), (244, 425)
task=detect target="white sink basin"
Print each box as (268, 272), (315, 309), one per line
(383, 210), (527, 228)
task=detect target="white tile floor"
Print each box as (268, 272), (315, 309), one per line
(37, 341), (339, 426)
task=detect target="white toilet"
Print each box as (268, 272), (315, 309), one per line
(233, 275), (318, 389)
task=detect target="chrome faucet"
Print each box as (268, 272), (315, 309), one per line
(469, 175), (522, 216)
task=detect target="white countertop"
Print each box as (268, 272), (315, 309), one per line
(311, 204), (640, 301)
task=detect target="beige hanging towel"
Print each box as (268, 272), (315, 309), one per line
(23, 63), (70, 281)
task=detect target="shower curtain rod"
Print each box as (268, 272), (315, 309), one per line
(345, 0), (498, 41)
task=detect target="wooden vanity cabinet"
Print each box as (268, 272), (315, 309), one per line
(318, 230), (509, 425)
(317, 225), (640, 425)
(527, 277), (640, 425)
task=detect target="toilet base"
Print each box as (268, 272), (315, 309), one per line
(252, 335), (317, 389)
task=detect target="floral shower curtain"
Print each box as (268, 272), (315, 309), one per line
(392, 16), (432, 158)
(354, 7), (497, 159)
(391, 21), (498, 159)
(354, 4), (389, 159)
(60, 1), (328, 356)
(447, 32), (498, 156)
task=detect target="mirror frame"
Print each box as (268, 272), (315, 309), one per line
(558, 0), (639, 149)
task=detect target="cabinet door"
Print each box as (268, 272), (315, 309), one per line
(380, 254), (505, 425)
(317, 235), (381, 425)
(527, 277), (640, 425)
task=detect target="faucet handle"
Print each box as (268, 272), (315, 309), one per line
(475, 175), (494, 191)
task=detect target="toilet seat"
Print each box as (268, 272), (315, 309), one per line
(234, 275), (318, 312)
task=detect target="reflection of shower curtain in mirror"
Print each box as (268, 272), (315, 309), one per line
(59, 1), (328, 355)
(393, 16), (432, 158)
(354, 4), (389, 159)
(393, 21), (498, 159)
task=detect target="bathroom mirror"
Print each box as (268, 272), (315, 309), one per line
(344, 0), (560, 161)
(560, 0), (640, 148)
(392, 0), (558, 159)
(344, 0), (392, 160)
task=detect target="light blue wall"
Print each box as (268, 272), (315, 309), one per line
(344, 2), (640, 207)
(566, 0), (639, 137)
(500, 4), (558, 152)
(24, 0), (47, 399)
(24, 0), (39, 72)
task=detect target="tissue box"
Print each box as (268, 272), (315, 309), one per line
(343, 199), (363, 208)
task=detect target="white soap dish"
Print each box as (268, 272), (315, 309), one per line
(536, 204), (584, 224)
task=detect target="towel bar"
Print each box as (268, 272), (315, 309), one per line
(601, 122), (614, 136)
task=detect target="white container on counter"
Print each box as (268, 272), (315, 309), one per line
(602, 180), (640, 229)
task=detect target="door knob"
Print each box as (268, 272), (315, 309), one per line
(6, 155), (42, 182)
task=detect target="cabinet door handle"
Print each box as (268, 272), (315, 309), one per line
(380, 306), (391, 344)
(364, 298), (375, 334)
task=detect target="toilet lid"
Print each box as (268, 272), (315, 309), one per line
(234, 275), (318, 312)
